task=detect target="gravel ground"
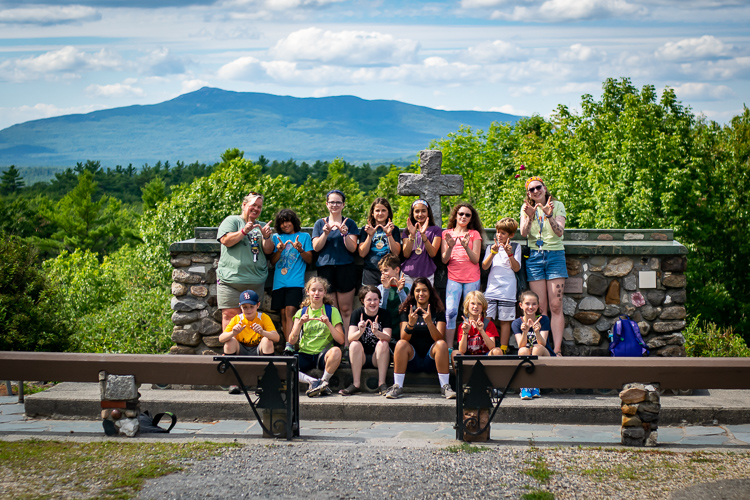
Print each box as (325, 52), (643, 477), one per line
(138, 442), (750, 499)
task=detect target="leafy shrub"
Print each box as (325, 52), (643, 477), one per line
(683, 316), (750, 357)
(0, 235), (73, 351)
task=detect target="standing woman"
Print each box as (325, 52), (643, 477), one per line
(441, 202), (485, 349)
(217, 192), (274, 330)
(401, 200), (442, 288)
(519, 176), (567, 357)
(312, 189), (360, 332)
(358, 197), (401, 286)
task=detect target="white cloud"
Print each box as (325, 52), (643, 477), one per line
(487, 104), (528, 116)
(85, 83), (145, 98)
(476, 0), (646, 21)
(216, 56), (268, 81)
(311, 87), (331, 97)
(461, 0), (506, 7)
(655, 35), (733, 62)
(0, 5), (101, 25)
(271, 27), (419, 65)
(0, 103), (106, 130)
(0, 46), (124, 83)
(671, 82), (735, 100)
(464, 40), (527, 63)
(138, 48), (188, 76)
(559, 43), (605, 63)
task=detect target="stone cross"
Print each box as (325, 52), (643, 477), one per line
(397, 150), (463, 226)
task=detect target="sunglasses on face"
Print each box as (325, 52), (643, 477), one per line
(528, 185), (544, 193)
(457, 212), (472, 218)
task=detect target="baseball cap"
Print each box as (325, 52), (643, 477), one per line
(239, 289), (260, 305)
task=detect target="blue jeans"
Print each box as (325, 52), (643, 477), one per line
(526, 250), (568, 282)
(445, 279), (481, 329)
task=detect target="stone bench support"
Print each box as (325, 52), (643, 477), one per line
(620, 382), (660, 446)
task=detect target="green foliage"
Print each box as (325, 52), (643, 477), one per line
(1, 165), (25, 194)
(141, 176), (167, 211)
(0, 236), (73, 351)
(683, 316), (750, 357)
(444, 442), (489, 453)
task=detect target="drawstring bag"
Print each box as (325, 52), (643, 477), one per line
(138, 411), (177, 433)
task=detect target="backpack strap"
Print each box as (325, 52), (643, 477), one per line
(151, 412), (177, 433)
(483, 317), (491, 330)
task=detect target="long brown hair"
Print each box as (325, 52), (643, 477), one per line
(446, 202), (486, 239)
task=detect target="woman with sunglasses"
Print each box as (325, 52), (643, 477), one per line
(519, 176), (567, 357)
(312, 189), (360, 332)
(441, 202), (485, 349)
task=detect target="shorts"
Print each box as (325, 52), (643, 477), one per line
(486, 299), (516, 321)
(236, 343), (262, 356)
(361, 268), (381, 286)
(406, 344), (438, 373)
(217, 281), (265, 309)
(297, 347), (331, 373)
(403, 274), (434, 290)
(316, 264), (357, 294)
(271, 287), (304, 310)
(525, 250), (568, 282)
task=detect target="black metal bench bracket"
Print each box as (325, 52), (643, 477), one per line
(455, 355), (537, 441)
(215, 356), (300, 440)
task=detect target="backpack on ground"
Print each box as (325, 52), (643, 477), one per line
(138, 411), (177, 434)
(609, 315), (649, 357)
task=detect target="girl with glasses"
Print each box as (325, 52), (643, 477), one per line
(441, 202), (485, 349)
(519, 176), (567, 357)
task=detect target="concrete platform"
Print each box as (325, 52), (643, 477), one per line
(22, 382), (750, 426)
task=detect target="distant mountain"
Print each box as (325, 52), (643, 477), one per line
(0, 87), (521, 168)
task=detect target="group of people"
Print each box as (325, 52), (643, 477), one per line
(214, 176), (567, 401)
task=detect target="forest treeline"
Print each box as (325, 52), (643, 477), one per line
(1, 77), (748, 354)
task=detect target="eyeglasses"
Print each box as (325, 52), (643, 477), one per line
(327, 201), (343, 206)
(457, 212), (472, 217)
(528, 185), (544, 193)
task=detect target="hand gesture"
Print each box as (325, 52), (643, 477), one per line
(542, 197), (554, 217)
(300, 311), (311, 324)
(358, 318), (368, 332)
(243, 221), (260, 235)
(407, 305), (419, 327)
(384, 218), (395, 236)
(364, 223), (376, 236)
(458, 234), (470, 250)
(523, 201), (536, 218)
(444, 232), (456, 248)
(532, 316), (542, 335)
(381, 272), (392, 289)
(503, 240), (513, 257)
(397, 272), (405, 292)
(461, 321), (471, 335)
(250, 323), (263, 334)
(418, 220), (428, 236)
(406, 218), (417, 237)
(490, 235), (500, 254)
(276, 239), (285, 253)
(232, 321), (245, 335)
(423, 304), (433, 324)
(473, 319), (484, 335)
(322, 219), (332, 235)
(261, 221), (272, 238)
(339, 218), (349, 236)
(319, 313), (331, 326)
(371, 316), (380, 335)
(292, 235), (303, 253)
(521, 317), (531, 333)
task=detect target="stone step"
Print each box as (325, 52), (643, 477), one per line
(22, 382), (750, 426)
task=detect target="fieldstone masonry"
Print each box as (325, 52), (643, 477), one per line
(620, 382), (660, 446)
(100, 372), (141, 437)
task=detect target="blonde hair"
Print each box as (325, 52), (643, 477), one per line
(463, 290), (488, 317)
(495, 217), (518, 236)
(299, 276), (335, 308)
(242, 192), (263, 207)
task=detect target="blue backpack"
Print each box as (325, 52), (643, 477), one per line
(510, 242), (529, 302)
(609, 315), (649, 357)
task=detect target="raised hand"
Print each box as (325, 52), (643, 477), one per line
(444, 232), (456, 248)
(371, 316), (380, 334)
(406, 217), (416, 237)
(458, 234), (470, 250)
(542, 197), (554, 217)
(503, 240), (513, 257)
(461, 321), (471, 334)
(423, 304), (432, 324)
(358, 318), (368, 332)
(232, 321), (244, 335)
(292, 235), (303, 252)
(532, 316), (542, 334)
(339, 218), (349, 236)
(408, 305), (419, 327)
(397, 272), (405, 292)
(319, 313), (331, 325)
(243, 221), (260, 234)
(261, 221), (273, 238)
(250, 323), (263, 334)
(300, 311), (311, 324)
(364, 223), (376, 236)
(276, 238), (285, 253)
(381, 272), (392, 288)
(490, 235), (500, 254)
(322, 219), (332, 234)
(384, 218), (395, 236)
(523, 201), (536, 218)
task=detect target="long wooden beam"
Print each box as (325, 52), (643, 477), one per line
(0, 352), (286, 386)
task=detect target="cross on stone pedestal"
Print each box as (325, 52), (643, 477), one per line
(397, 150), (463, 227)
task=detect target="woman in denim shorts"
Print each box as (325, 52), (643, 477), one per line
(519, 176), (567, 357)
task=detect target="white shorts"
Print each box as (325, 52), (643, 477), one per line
(486, 298), (516, 321)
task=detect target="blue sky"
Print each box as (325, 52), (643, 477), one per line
(0, 0), (748, 131)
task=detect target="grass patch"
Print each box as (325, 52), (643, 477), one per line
(0, 439), (239, 499)
(444, 442), (490, 454)
(524, 453), (554, 483)
(521, 491), (554, 500)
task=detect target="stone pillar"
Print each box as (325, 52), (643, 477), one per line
(100, 371), (140, 437)
(620, 382), (660, 446)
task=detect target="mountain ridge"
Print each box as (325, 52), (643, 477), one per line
(0, 87), (521, 167)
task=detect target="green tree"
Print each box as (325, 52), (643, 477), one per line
(1, 165), (25, 194)
(0, 236), (73, 351)
(141, 176), (167, 211)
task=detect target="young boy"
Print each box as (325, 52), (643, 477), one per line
(482, 218), (522, 354)
(377, 254), (409, 348)
(219, 289), (280, 394)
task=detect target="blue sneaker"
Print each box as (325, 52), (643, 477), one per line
(531, 388), (541, 399)
(520, 388), (533, 400)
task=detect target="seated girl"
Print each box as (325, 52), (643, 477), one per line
(451, 291), (503, 369)
(511, 290), (551, 400)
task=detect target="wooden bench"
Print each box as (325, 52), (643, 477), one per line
(0, 352), (299, 440)
(454, 355), (750, 444)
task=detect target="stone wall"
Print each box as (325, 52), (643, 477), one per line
(169, 227), (688, 357)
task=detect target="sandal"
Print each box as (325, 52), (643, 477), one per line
(338, 384), (361, 396)
(555, 351), (563, 357)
